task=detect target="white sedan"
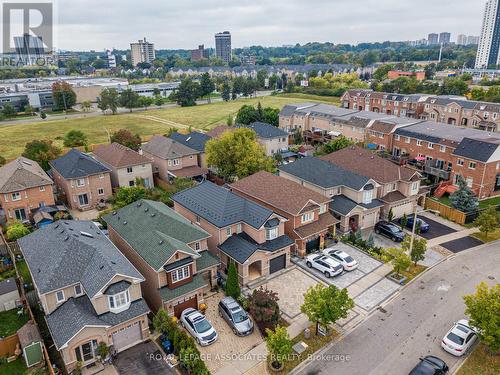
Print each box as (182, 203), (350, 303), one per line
(305, 254), (343, 278)
(322, 248), (358, 271)
(441, 320), (477, 356)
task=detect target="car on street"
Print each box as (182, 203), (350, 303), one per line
(218, 296), (254, 336)
(441, 319), (477, 356)
(409, 356), (449, 375)
(322, 248), (358, 271)
(305, 254), (343, 278)
(400, 216), (430, 233)
(180, 308), (218, 346)
(375, 221), (405, 242)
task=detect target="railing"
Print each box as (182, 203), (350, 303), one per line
(424, 165), (450, 180)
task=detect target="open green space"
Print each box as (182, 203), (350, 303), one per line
(456, 343), (500, 375)
(471, 228), (500, 243)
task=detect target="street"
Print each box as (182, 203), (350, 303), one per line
(297, 241), (500, 375)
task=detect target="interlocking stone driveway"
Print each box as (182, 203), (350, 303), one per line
(353, 278), (401, 311)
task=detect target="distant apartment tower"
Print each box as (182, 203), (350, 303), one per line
(467, 35), (480, 45)
(476, 0), (500, 69)
(428, 33), (439, 45)
(191, 45), (209, 61)
(130, 37), (155, 66)
(439, 32), (451, 45)
(240, 54), (256, 65)
(457, 34), (468, 45)
(215, 31), (232, 63)
(14, 33), (45, 63)
(106, 50), (117, 68)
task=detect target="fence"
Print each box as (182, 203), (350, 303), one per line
(0, 334), (20, 358)
(425, 199), (466, 225)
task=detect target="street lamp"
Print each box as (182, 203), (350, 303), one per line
(407, 206), (437, 254)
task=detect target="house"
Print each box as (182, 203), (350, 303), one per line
(320, 147), (425, 218)
(0, 157), (55, 223)
(141, 135), (207, 181)
(103, 200), (219, 317)
(236, 122), (289, 156)
(279, 157), (384, 233)
(18, 220), (150, 372)
(92, 143), (154, 189)
(230, 171), (338, 257)
(50, 149), (112, 210)
(172, 182), (294, 285)
(169, 131), (212, 168)
(206, 125), (231, 139)
(0, 277), (20, 311)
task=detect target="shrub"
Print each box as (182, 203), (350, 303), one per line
(248, 287), (280, 336)
(6, 221), (30, 241)
(225, 262), (240, 299)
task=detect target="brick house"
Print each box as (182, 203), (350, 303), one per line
(50, 149), (112, 210)
(230, 171), (338, 257)
(236, 122), (289, 156)
(18, 220), (150, 373)
(172, 181), (294, 286)
(104, 200), (219, 317)
(169, 131), (212, 168)
(93, 143), (154, 189)
(0, 157), (55, 223)
(279, 157), (383, 233)
(141, 135), (207, 181)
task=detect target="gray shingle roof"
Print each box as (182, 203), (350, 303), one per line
(103, 200), (210, 270)
(236, 122), (288, 139)
(104, 280), (131, 295)
(329, 194), (384, 215)
(0, 278), (18, 295)
(172, 181), (274, 229)
(0, 157), (53, 193)
(50, 149), (110, 179)
(279, 157), (370, 190)
(18, 220), (144, 297)
(452, 137), (500, 163)
(142, 135), (199, 159)
(46, 296), (149, 349)
(169, 132), (212, 152)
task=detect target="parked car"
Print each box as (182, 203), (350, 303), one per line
(375, 221), (405, 242)
(305, 254), (343, 278)
(218, 296), (254, 336)
(400, 216), (430, 233)
(180, 308), (218, 346)
(409, 356), (448, 375)
(441, 320), (477, 356)
(322, 248), (358, 271)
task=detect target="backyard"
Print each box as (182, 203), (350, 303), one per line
(0, 309), (29, 337)
(0, 358), (27, 375)
(434, 195), (500, 209)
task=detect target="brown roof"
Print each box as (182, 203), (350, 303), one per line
(369, 121), (397, 134)
(0, 157), (52, 193)
(17, 321), (41, 347)
(294, 212), (339, 239)
(206, 125), (233, 139)
(230, 171), (331, 216)
(93, 143), (151, 168)
(169, 166), (208, 178)
(320, 146), (418, 184)
(380, 190), (407, 203)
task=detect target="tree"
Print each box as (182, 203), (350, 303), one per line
(110, 129), (142, 151)
(172, 78), (200, 107)
(221, 83), (231, 102)
(23, 104), (34, 115)
(247, 287), (280, 334)
(81, 101), (92, 112)
(400, 214), (408, 230)
(6, 221), (30, 241)
(301, 284), (354, 335)
(205, 128), (275, 181)
(225, 262), (240, 299)
(1, 103), (17, 117)
(387, 208), (394, 223)
(441, 77), (469, 96)
(235, 105), (259, 125)
(119, 88), (139, 112)
(52, 81), (77, 111)
(114, 186), (147, 208)
(450, 176), (479, 212)
(63, 130), (88, 147)
(138, 96), (154, 110)
(321, 136), (355, 154)
(262, 107), (280, 126)
(98, 88), (120, 114)
(401, 236), (428, 266)
(22, 139), (61, 170)
(463, 282), (500, 352)
(385, 247), (412, 277)
(199, 73), (215, 103)
(265, 326), (293, 369)
(0, 155), (5, 167)
(226, 115), (233, 126)
(474, 207), (499, 240)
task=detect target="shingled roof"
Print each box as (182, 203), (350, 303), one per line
(169, 132), (212, 152)
(50, 149), (110, 179)
(452, 137), (500, 163)
(0, 157), (53, 193)
(236, 122), (288, 139)
(93, 143), (151, 168)
(142, 135), (199, 159)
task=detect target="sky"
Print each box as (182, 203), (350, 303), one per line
(52, 0), (483, 51)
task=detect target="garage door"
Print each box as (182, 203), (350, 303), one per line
(306, 237), (320, 254)
(391, 202), (414, 219)
(173, 295), (198, 318)
(270, 254), (286, 274)
(362, 212), (379, 228)
(112, 322), (142, 352)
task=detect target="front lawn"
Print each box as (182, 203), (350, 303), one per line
(0, 358), (27, 375)
(0, 309), (29, 337)
(470, 229), (500, 243)
(456, 343), (500, 375)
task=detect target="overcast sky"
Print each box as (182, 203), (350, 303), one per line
(54, 0), (483, 51)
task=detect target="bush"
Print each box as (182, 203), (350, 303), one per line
(248, 287), (280, 336)
(225, 262), (240, 299)
(6, 221), (30, 241)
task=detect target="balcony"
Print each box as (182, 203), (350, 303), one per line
(424, 161), (451, 180)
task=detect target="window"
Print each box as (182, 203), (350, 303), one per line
(128, 180), (135, 187)
(301, 212), (313, 223)
(78, 194), (89, 206)
(466, 177), (473, 188)
(171, 266), (190, 283)
(495, 174), (500, 191)
(99, 174), (104, 179)
(389, 183), (397, 192)
(319, 205), (326, 214)
(416, 140), (422, 146)
(411, 181), (419, 193)
(14, 208), (27, 221)
(265, 227), (279, 241)
(108, 290), (130, 312)
(195, 215), (200, 224)
(405, 137), (410, 144)
(77, 178), (85, 187)
(97, 188), (104, 195)
(362, 189), (373, 204)
(226, 227), (232, 236)
(56, 290), (65, 303)
(457, 159), (464, 166)
(39, 186), (45, 192)
(11, 192), (20, 201)
(172, 159), (180, 166)
(428, 142), (434, 149)
(236, 223), (242, 233)
(126, 167), (133, 173)
(195, 242), (200, 251)
(469, 162), (476, 170)
(440, 145), (446, 153)
(74, 284), (83, 296)
(394, 135), (400, 141)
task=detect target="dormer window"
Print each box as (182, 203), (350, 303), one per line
(74, 284), (83, 296)
(108, 290), (130, 313)
(171, 266), (190, 283)
(265, 227), (279, 241)
(362, 184), (374, 204)
(301, 212), (314, 224)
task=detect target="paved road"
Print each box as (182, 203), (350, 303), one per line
(297, 241), (500, 375)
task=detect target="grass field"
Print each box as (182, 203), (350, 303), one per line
(456, 343), (500, 375)
(0, 94), (336, 160)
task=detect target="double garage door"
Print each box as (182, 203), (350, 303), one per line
(112, 322), (142, 352)
(269, 254), (286, 274)
(173, 295), (198, 318)
(389, 201), (414, 219)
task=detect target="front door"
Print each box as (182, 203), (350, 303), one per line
(78, 193), (89, 206)
(75, 339), (97, 363)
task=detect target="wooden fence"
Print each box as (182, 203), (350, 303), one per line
(0, 334), (20, 358)
(425, 199), (466, 225)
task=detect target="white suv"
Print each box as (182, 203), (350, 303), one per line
(305, 254), (343, 278)
(322, 248), (358, 271)
(180, 308), (218, 346)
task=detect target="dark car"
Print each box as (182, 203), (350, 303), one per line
(409, 356), (448, 375)
(400, 216), (430, 233)
(375, 221), (405, 242)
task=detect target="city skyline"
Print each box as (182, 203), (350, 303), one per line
(52, 0), (482, 51)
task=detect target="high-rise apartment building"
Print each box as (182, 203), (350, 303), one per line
(439, 32), (451, 44)
(428, 33), (439, 45)
(215, 31), (232, 63)
(467, 35), (480, 45)
(457, 34), (468, 45)
(130, 37), (155, 66)
(476, 0), (500, 69)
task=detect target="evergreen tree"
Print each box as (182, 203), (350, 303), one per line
(225, 262), (240, 299)
(450, 176), (478, 212)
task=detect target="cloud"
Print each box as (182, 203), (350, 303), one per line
(53, 0), (483, 51)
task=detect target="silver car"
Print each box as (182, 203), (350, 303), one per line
(180, 308), (218, 346)
(218, 297), (254, 336)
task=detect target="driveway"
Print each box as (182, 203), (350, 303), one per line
(416, 216), (457, 240)
(440, 236), (484, 253)
(114, 341), (174, 375)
